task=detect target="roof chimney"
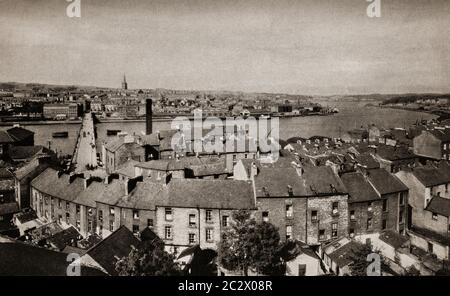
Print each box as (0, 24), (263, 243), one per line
(250, 162), (258, 179)
(146, 99), (153, 135)
(69, 172), (77, 184)
(287, 185), (293, 196)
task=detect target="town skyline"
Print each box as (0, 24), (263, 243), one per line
(1, 0), (449, 95)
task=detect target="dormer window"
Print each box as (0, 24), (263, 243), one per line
(432, 213), (438, 221)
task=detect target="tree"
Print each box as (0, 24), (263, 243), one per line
(115, 238), (181, 276)
(218, 210), (284, 276)
(348, 242), (389, 276)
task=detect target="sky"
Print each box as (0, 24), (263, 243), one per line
(0, 0), (449, 95)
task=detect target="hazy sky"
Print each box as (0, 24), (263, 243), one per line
(0, 0), (449, 95)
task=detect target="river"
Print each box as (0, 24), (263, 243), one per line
(0, 100), (437, 157)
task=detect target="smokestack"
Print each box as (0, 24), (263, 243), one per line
(146, 99), (153, 135)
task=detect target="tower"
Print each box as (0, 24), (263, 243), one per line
(122, 74), (128, 90)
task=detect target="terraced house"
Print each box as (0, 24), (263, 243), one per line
(396, 163), (450, 260)
(30, 167), (256, 254)
(341, 169), (409, 238)
(249, 165), (349, 245)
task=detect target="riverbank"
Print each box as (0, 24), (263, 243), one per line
(377, 105), (450, 120)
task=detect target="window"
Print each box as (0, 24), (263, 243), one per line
(65, 213), (70, 223)
(88, 220), (93, 232)
(432, 212), (438, 221)
(262, 211), (269, 222)
(367, 218), (373, 229)
(98, 210), (103, 221)
(350, 210), (355, 221)
(311, 210), (318, 222)
(189, 214), (196, 227)
(298, 264), (307, 276)
(382, 199), (388, 212)
(58, 200), (62, 209)
(222, 215), (229, 227)
(109, 207), (115, 216)
(286, 225), (293, 240)
(165, 226), (173, 240)
(286, 204), (293, 218)
(331, 223), (338, 238)
(368, 202), (373, 212)
(88, 208), (94, 216)
(205, 210), (212, 223)
(132, 224), (139, 234)
(133, 210), (139, 220)
(58, 215), (62, 224)
(109, 221), (114, 232)
(349, 228), (355, 238)
(399, 193), (405, 206)
(66, 202), (70, 211)
(189, 233), (196, 244)
(206, 228), (214, 242)
(147, 219), (153, 228)
(76, 205), (80, 215)
(76, 220), (80, 231)
(319, 229), (325, 241)
(165, 208), (173, 221)
(332, 202), (339, 215)
(399, 210), (404, 223)
(382, 219), (387, 230)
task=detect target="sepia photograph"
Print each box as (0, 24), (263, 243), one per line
(0, 0), (449, 284)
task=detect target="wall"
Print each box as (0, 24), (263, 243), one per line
(306, 195), (349, 245)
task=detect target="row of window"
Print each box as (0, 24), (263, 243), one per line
(284, 223), (339, 241)
(164, 226), (215, 243)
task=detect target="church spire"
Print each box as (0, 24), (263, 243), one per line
(122, 74), (128, 90)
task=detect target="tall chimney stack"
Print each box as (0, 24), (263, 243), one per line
(146, 98), (153, 135)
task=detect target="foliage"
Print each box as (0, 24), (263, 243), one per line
(218, 210), (284, 276)
(115, 238), (181, 276)
(348, 242), (389, 276)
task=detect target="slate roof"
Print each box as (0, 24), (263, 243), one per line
(46, 226), (80, 250)
(429, 129), (450, 142)
(375, 145), (416, 161)
(327, 240), (365, 268)
(254, 167), (307, 197)
(0, 240), (106, 276)
(135, 159), (185, 171)
(167, 179), (255, 210)
(85, 226), (140, 275)
(341, 172), (380, 203)
(6, 126), (34, 142)
(0, 131), (14, 143)
(412, 165), (450, 187)
(9, 145), (49, 161)
(13, 158), (45, 181)
(14, 209), (38, 224)
(379, 230), (409, 250)
(114, 159), (139, 178)
(365, 168), (408, 195)
(426, 196), (450, 217)
(31, 168), (85, 202)
(254, 166), (347, 198)
(355, 153), (380, 169)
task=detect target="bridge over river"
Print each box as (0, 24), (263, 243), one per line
(71, 112), (98, 173)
